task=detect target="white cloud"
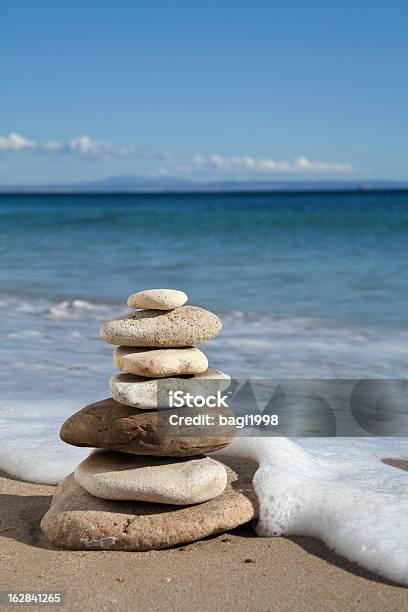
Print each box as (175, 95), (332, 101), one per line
(293, 156), (352, 173)
(64, 136), (137, 159)
(0, 132), (136, 159)
(167, 153), (353, 175)
(0, 131), (354, 175)
(0, 132), (35, 151)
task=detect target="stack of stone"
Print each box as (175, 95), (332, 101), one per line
(41, 289), (258, 551)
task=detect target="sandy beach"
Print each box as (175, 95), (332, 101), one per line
(1, 468), (407, 612)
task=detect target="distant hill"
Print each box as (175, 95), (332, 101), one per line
(1, 176), (408, 193)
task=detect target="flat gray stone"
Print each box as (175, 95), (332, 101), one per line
(41, 456), (258, 551)
(109, 369), (230, 409)
(74, 451), (228, 504)
(127, 289), (188, 310)
(100, 306), (222, 347)
(113, 346), (208, 378)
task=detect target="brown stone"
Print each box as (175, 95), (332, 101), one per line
(40, 456), (258, 551)
(60, 398), (235, 457)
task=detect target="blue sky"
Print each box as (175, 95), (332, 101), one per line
(1, 0), (407, 184)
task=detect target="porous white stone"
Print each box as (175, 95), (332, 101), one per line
(127, 289), (188, 310)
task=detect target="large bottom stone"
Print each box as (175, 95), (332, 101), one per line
(41, 456), (258, 551)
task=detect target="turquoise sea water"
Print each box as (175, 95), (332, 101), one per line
(1, 190), (407, 327)
(1, 190), (408, 393)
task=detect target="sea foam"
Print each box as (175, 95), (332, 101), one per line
(217, 436), (408, 585)
(0, 400), (91, 483)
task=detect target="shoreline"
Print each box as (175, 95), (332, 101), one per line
(1, 470), (407, 611)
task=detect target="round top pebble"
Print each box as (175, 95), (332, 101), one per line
(127, 289), (188, 310)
